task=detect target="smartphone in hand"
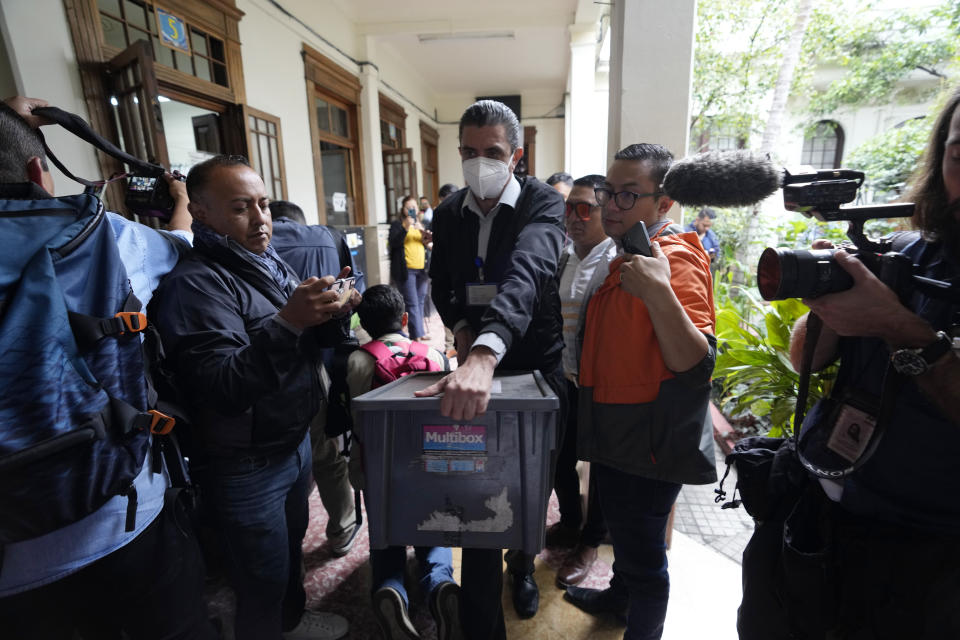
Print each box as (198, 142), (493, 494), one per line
(622, 222), (652, 257)
(327, 276), (356, 303)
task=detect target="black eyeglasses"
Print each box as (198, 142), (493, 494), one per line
(564, 201), (597, 221)
(594, 188), (662, 209)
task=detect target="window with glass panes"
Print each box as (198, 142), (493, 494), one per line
(801, 121), (844, 169)
(97, 0), (228, 87)
(247, 109), (286, 201)
(379, 94), (406, 150)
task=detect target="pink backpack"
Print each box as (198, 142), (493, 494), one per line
(360, 340), (442, 388)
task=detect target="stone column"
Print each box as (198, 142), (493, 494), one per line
(567, 23), (601, 179)
(606, 0), (696, 161)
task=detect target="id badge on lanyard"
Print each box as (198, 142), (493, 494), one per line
(466, 256), (498, 307)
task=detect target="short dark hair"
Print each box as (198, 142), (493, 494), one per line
(0, 102), (48, 184)
(546, 172), (573, 187)
(459, 100), (521, 151)
(438, 183), (458, 199)
(613, 143), (674, 189)
(697, 207), (717, 220)
(269, 200), (306, 225)
(573, 174), (606, 190)
(356, 284), (406, 339)
(186, 154), (250, 201)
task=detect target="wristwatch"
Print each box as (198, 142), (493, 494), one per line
(890, 331), (952, 376)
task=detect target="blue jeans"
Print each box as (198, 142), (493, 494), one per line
(371, 546), (454, 606)
(200, 434), (313, 640)
(595, 464), (682, 640)
(399, 268), (429, 339)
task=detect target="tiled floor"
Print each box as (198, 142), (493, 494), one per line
(673, 447), (755, 564)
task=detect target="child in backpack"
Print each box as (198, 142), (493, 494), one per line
(346, 285), (461, 640)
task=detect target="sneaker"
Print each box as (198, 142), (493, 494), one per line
(372, 586), (420, 640)
(282, 610), (349, 640)
(329, 522), (360, 558)
(429, 581), (464, 640)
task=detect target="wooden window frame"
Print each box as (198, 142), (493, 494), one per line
(379, 93), (406, 150)
(303, 44), (366, 226)
(420, 121), (439, 204)
(245, 106), (288, 201)
(63, 0), (246, 186)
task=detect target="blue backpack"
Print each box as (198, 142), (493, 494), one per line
(0, 193), (167, 544)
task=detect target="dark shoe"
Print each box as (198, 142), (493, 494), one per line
(372, 587), (420, 640)
(544, 522), (580, 549)
(555, 544), (599, 588)
(564, 585), (627, 623)
(329, 522), (360, 558)
(509, 571), (539, 619)
(429, 581), (464, 640)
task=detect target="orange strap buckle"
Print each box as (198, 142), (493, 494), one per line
(116, 311), (148, 333)
(149, 410), (176, 435)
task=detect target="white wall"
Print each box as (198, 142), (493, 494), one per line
(0, 0), (99, 196)
(239, 0), (444, 225)
(524, 117), (565, 180)
(239, 0), (354, 224)
(0, 24), (16, 99)
(778, 99), (936, 170)
(437, 123), (462, 192)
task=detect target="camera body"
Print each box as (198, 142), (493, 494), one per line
(756, 168), (917, 301)
(125, 172), (182, 219)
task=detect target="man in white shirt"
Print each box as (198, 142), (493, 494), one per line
(549, 174), (616, 588)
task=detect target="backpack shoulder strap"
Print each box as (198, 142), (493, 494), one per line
(360, 340), (395, 361)
(407, 341), (429, 358)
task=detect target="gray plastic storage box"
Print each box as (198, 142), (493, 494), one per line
(352, 371), (558, 554)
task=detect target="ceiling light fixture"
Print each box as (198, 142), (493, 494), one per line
(417, 31), (515, 43)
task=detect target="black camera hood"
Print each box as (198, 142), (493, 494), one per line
(31, 106), (165, 188)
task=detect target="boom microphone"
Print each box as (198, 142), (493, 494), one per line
(661, 150), (783, 208)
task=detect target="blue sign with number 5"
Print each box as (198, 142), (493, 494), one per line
(156, 7), (190, 54)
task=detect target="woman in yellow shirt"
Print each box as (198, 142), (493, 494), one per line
(388, 195), (433, 341)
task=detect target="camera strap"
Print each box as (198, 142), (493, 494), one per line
(30, 106), (164, 189)
(795, 312), (902, 479)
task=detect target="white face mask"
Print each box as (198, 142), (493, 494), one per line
(462, 156), (511, 200)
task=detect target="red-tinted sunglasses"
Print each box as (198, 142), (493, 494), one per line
(564, 201), (597, 221)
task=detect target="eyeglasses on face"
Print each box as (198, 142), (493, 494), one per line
(564, 201), (597, 221)
(594, 187), (662, 209)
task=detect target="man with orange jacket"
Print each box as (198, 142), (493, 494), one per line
(563, 143), (717, 640)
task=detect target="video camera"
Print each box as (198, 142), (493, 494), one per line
(756, 167), (959, 304)
(32, 106), (182, 219)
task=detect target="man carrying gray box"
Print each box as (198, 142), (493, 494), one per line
(416, 99), (568, 640)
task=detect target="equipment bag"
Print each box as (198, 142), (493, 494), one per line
(0, 194), (162, 543)
(360, 339), (442, 389)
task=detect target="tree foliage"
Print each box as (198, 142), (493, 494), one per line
(798, 1), (959, 118)
(691, 0), (795, 151)
(846, 115), (932, 201)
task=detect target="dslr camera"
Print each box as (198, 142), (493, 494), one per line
(125, 172), (183, 219)
(756, 168), (927, 302)
(32, 106), (182, 219)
